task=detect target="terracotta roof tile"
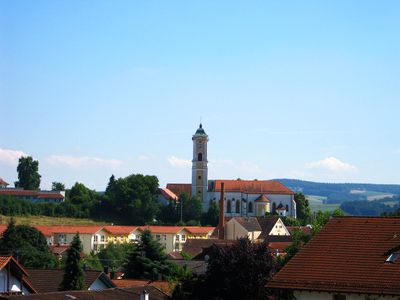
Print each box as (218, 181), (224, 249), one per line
(103, 226), (138, 235)
(158, 188), (178, 201)
(267, 216), (400, 295)
(184, 226), (215, 235)
(255, 194), (271, 203)
(232, 217), (262, 231)
(211, 180), (294, 194)
(166, 184), (192, 197)
(139, 226), (185, 234)
(112, 279), (172, 295)
(49, 226), (104, 234)
(0, 189), (64, 199)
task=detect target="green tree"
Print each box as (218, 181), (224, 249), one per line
(312, 208), (344, 234)
(295, 193), (312, 225)
(105, 174), (160, 224)
(0, 219), (57, 268)
(123, 229), (171, 280)
(97, 242), (134, 270)
(15, 156), (41, 190)
(180, 194), (203, 224)
(51, 181), (66, 191)
(279, 229), (311, 266)
(201, 201), (219, 226)
(61, 234), (85, 291)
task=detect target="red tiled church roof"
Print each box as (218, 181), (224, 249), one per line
(211, 180), (294, 195)
(267, 216), (400, 296)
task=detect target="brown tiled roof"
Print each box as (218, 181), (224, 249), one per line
(25, 269), (115, 293)
(256, 216), (280, 239)
(1, 286), (169, 300)
(0, 178), (9, 186)
(158, 188), (178, 201)
(255, 194), (270, 203)
(267, 217), (400, 296)
(182, 239), (235, 259)
(232, 217), (262, 231)
(0, 189), (64, 199)
(166, 183), (192, 197)
(50, 225), (104, 234)
(112, 279), (172, 295)
(49, 245), (70, 256)
(212, 180), (294, 194)
(139, 226), (185, 234)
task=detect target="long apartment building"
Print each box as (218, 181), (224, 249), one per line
(15, 225), (215, 254)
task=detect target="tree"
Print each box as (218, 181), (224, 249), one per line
(279, 229), (311, 266)
(123, 229), (171, 280)
(181, 194), (202, 224)
(15, 156), (41, 190)
(0, 219), (57, 268)
(105, 174), (160, 224)
(97, 242), (134, 270)
(294, 193), (312, 225)
(201, 201), (219, 226)
(177, 238), (277, 300)
(61, 234), (85, 291)
(51, 181), (65, 191)
(312, 208), (344, 234)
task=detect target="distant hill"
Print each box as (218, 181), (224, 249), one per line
(275, 179), (400, 204)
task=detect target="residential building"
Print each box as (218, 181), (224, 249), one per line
(0, 188), (64, 204)
(103, 226), (139, 244)
(159, 124), (297, 218)
(25, 269), (115, 293)
(0, 256), (36, 295)
(267, 216), (400, 299)
(0, 179), (9, 188)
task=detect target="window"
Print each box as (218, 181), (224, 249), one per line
(101, 235), (105, 242)
(198, 153), (203, 161)
(198, 175), (201, 180)
(181, 234), (186, 242)
(59, 234), (66, 244)
(333, 295), (346, 300)
(163, 234), (167, 241)
(94, 235), (98, 242)
(272, 202), (276, 212)
(93, 244), (98, 251)
(156, 234), (161, 241)
(235, 200), (240, 213)
(386, 252), (400, 263)
(176, 234), (180, 241)
(248, 202), (253, 213)
(286, 204), (289, 212)
(227, 200), (232, 213)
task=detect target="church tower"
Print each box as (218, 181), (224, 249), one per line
(192, 123), (208, 204)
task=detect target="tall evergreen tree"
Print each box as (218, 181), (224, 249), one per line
(15, 156), (41, 190)
(61, 234), (85, 291)
(123, 229), (171, 280)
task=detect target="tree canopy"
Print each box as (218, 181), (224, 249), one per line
(15, 156), (41, 190)
(61, 234), (85, 290)
(294, 193), (312, 225)
(123, 229), (171, 280)
(51, 181), (66, 191)
(0, 219), (57, 268)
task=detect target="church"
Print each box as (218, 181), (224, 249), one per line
(159, 124), (297, 218)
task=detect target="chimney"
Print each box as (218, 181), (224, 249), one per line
(140, 290), (149, 300)
(218, 182), (225, 239)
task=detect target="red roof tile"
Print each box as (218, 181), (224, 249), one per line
(112, 279), (172, 295)
(255, 194), (270, 203)
(159, 188), (178, 201)
(103, 226), (138, 235)
(184, 226), (215, 235)
(211, 180), (294, 194)
(166, 184), (192, 197)
(267, 216), (400, 296)
(0, 189), (64, 199)
(139, 226), (185, 234)
(49, 225), (104, 234)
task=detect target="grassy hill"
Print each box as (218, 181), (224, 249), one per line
(0, 215), (107, 226)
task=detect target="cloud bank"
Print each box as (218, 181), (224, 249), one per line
(167, 156), (191, 168)
(307, 157), (357, 173)
(0, 148), (27, 165)
(46, 155), (122, 169)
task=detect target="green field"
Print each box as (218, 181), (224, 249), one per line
(307, 195), (341, 213)
(0, 215), (107, 226)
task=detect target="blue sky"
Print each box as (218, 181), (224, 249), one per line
(1, 1), (399, 190)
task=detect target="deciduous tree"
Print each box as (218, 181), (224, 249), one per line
(15, 156), (41, 190)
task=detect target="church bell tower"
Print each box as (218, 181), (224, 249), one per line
(192, 124), (208, 204)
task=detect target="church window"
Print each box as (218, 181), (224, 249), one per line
(198, 153), (203, 161)
(286, 204), (289, 212)
(248, 202), (253, 213)
(198, 175), (201, 180)
(235, 200), (240, 213)
(227, 200), (232, 213)
(272, 202), (276, 212)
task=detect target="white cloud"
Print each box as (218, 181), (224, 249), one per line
(0, 148), (27, 165)
(138, 155), (150, 161)
(46, 155), (122, 169)
(307, 157), (357, 173)
(167, 156), (191, 168)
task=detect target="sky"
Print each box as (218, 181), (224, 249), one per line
(1, 1), (399, 190)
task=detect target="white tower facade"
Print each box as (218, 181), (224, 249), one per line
(191, 124), (209, 205)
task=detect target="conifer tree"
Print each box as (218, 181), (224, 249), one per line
(61, 234), (85, 290)
(123, 229), (171, 280)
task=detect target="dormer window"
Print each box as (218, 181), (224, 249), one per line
(386, 251), (400, 263)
